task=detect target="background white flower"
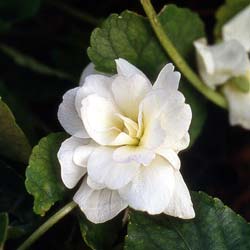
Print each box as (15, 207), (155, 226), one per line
(222, 5), (250, 53)
(57, 58), (195, 223)
(194, 38), (250, 89)
(194, 5), (250, 129)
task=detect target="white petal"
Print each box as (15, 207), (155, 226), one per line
(73, 140), (98, 167)
(74, 178), (127, 223)
(113, 145), (155, 166)
(75, 74), (114, 116)
(87, 147), (140, 190)
(222, 84), (250, 129)
(115, 113), (138, 138)
(164, 171), (195, 219)
(115, 58), (149, 80)
(112, 74), (151, 121)
(58, 88), (89, 138)
(173, 133), (190, 152)
(194, 38), (250, 88)
(156, 148), (181, 170)
(222, 5), (250, 52)
(153, 63), (180, 91)
(87, 176), (106, 190)
(139, 118), (166, 150)
(57, 136), (88, 189)
(81, 94), (122, 145)
(140, 89), (191, 150)
(119, 156), (175, 214)
(79, 63), (97, 86)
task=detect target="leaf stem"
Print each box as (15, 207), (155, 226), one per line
(140, 0), (228, 109)
(17, 201), (77, 250)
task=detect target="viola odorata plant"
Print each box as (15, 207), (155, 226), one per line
(57, 58), (194, 223)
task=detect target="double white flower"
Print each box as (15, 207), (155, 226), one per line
(194, 5), (250, 129)
(57, 58), (194, 223)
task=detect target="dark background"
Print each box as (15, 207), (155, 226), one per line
(1, 0), (250, 249)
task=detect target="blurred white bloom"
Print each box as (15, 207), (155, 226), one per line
(194, 38), (250, 89)
(57, 58), (194, 223)
(222, 5), (250, 53)
(194, 36), (250, 129)
(223, 82), (250, 129)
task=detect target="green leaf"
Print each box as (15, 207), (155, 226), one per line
(0, 0), (40, 23)
(78, 213), (123, 250)
(88, 5), (206, 145)
(0, 97), (31, 163)
(125, 192), (250, 250)
(25, 133), (68, 216)
(214, 0), (250, 39)
(0, 44), (76, 82)
(0, 213), (8, 250)
(88, 10), (166, 79)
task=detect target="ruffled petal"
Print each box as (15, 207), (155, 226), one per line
(87, 146), (140, 190)
(58, 88), (89, 138)
(140, 89), (191, 150)
(194, 38), (250, 89)
(73, 140), (98, 167)
(76, 75), (114, 116)
(113, 145), (155, 166)
(164, 171), (195, 219)
(153, 63), (180, 91)
(156, 148), (181, 170)
(222, 84), (250, 129)
(222, 5), (250, 53)
(74, 178), (127, 223)
(79, 63), (97, 86)
(119, 156), (175, 214)
(112, 74), (151, 121)
(115, 58), (150, 80)
(57, 136), (88, 189)
(81, 94), (122, 145)
(87, 176), (106, 190)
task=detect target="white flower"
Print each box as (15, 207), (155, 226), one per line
(222, 5), (250, 53)
(194, 37), (250, 129)
(222, 82), (250, 129)
(194, 38), (250, 89)
(57, 58), (195, 223)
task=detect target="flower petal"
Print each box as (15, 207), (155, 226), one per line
(81, 94), (122, 145)
(153, 63), (180, 91)
(119, 156), (175, 214)
(87, 147), (140, 190)
(73, 140), (98, 167)
(79, 63), (97, 86)
(222, 5), (250, 53)
(194, 38), (250, 88)
(156, 148), (181, 170)
(74, 178), (127, 223)
(222, 84), (250, 129)
(164, 171), (195, 219)
(57, 136), (88, 189)
(87, 176), (106, 190)
(139, 118), (166, 150)
(58, 88), (89, 138)
(140, 89), (191, 150)
(113, 145), (155, 166)
(173, 133), (190, 152)
(112, 74), (151, 121)
(76, 74), (113, 116)
(115, 113), (138, 138)
(115, 58), (149, 80)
